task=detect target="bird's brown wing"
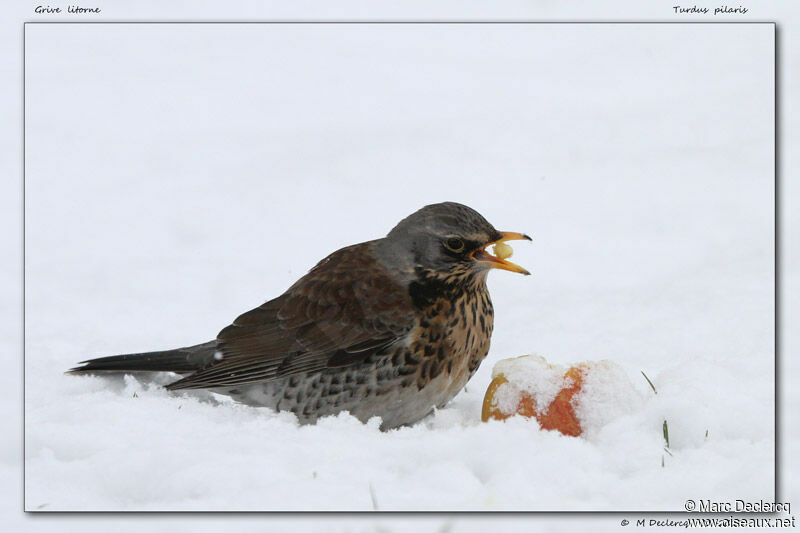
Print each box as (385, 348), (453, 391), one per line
(166, 243), (415, 390)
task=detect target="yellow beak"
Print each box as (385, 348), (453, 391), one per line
(471, 231), (532, 275)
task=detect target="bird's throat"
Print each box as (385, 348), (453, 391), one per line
(408, 266), (488, 310)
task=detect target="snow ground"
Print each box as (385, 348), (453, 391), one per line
(23, 23), (774, 511)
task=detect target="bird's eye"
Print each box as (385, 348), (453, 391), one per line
(444, 237), (465, 253)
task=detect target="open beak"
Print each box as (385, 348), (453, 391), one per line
(471, 231), (532, 275)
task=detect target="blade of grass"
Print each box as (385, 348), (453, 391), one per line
(369, 482), (379, 510)
(641, 371), (657, 394)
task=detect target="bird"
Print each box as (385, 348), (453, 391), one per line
(70, 202), (531, 430)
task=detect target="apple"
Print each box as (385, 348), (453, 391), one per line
(481, 357), (588, 437)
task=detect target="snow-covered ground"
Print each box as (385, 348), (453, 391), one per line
(23, 23), (774, 511)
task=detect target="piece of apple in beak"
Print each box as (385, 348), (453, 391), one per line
(471, 231), (532, 275)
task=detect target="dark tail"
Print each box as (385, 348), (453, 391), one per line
(68, 341), (217, 375)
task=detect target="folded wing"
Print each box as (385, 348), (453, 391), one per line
(167, 242), (414, 390)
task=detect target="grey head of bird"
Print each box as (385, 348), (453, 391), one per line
(374, 202), (531, 286)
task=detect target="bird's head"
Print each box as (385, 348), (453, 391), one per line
(378, 202), (531, 284)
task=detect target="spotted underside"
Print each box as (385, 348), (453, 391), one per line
(222, 265), (494, 430)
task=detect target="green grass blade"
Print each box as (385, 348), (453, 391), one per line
(641, 371), (657, 394)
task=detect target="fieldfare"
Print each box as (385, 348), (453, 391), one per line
(70, 202), (531, 430)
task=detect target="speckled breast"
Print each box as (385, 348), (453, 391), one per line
(225, 283), (494, 430)
(405, 283), (494, 403)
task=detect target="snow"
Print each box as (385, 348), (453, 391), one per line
(490, 355), (570, 416)
(22, 22), (775, 512)
(573, 361), (644, 440)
